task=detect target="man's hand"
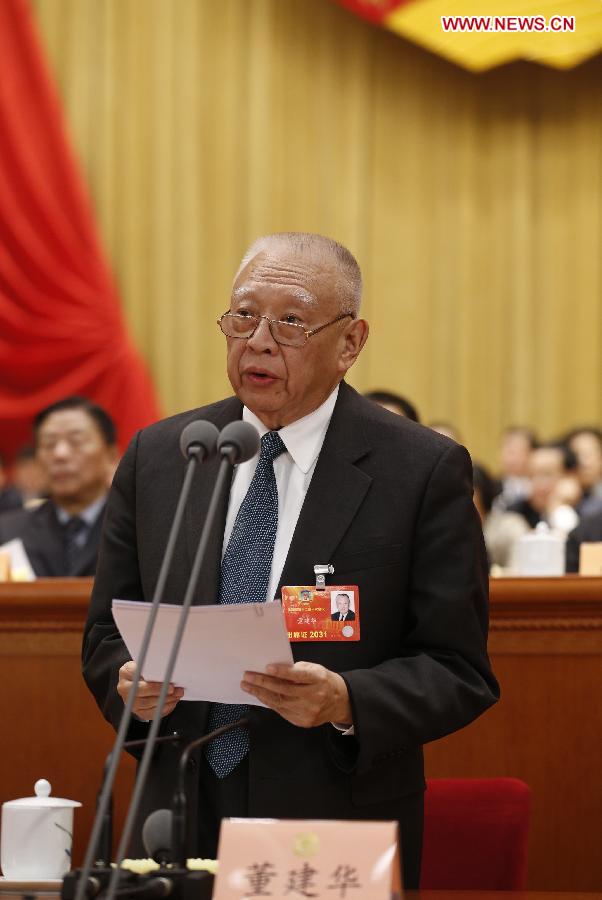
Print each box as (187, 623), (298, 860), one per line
(241, 662), (352, 728)
(117, 660), (184, 721)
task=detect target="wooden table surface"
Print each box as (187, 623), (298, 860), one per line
(406, 893), (602, 900)
(1, 887), (601, 899)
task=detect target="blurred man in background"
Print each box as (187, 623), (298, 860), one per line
(495, 426), (538, 511)
(563, 427), (602, 519)
(428, 421), (461, 443)
(0, 453), (23, 515)
(11, 446), (49, 506)
(364, 389), (420, 423)
(509, 443), (581, 534)
(566, 508), (602, 573)
(0, 396), (117, 576)
(472, 463), (529, 570)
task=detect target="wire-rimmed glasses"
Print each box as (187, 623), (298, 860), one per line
(217, 311), (353, 348)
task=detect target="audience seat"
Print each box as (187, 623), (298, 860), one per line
(420, 777), (531, 890)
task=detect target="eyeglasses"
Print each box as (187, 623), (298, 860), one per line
(37, 433), (95, 453)
(217, 311), (354, 348)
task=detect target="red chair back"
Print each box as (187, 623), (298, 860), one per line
(420, 777), (531, 890)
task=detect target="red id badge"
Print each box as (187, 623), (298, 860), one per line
(281, 585), (360, 641)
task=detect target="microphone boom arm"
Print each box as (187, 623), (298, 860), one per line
(105, 451), (244, 900)
(172, 717), (249, 867)
(74, 422), (218, 900)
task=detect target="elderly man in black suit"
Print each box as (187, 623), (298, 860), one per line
(0, 397), (117, 576)
(82, 232), (498, 888)
(331, 592), (356, 621)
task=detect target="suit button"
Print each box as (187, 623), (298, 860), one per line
(187, 757), (197, 773)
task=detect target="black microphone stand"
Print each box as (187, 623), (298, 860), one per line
(73, 422), (218, 900)
(105, 425), (258, 900)
(97, 734), (184, 865)
(172, 717), (249, 867)
(62, 735), (182, 900)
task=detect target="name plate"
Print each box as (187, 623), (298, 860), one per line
(579, 542), (602, 575)
(213, 818), (401, 899)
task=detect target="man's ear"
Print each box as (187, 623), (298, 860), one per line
(339, 318), (369, 374)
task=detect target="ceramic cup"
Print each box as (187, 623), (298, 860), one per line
(1, 780), (80, 880)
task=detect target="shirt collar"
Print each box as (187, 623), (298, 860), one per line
(242, 384), (339, 474)
(55, 495), (107, 527)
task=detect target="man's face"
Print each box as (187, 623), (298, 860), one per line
(12, 456), (48, 498)
(36, 409), (116, 508)
(225, 245), (367, 429)
(336, 594), (350, 614)
(570, 433), (602, 489)
(528, 448), (564, 512)
(500, 432), (531, 477)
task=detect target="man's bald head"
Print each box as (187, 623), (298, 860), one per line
(235, 232), (362, 315)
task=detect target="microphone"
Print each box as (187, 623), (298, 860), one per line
(62, 736), (185, 899)
(105, 422), (259, 900)
(95, 734), (183, 866)
(119, 823), (214, 900)
(179, 421), (220, 461)
(143, 809), (173, 866)
(73, 421), (218, 900)
(172, 718), (249, 867)
(218, 420), (260, 464)
(73, 727), (244, 899)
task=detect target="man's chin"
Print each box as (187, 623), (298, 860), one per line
(49, 486), (80, 503)
(237, 384), (283, 413)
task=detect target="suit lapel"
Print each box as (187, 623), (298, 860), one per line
(185, 397), (243, 604)
(277, 383), (372, 591)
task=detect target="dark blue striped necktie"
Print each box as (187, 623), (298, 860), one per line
(205, 430), (286, 778)
(63, 516), (86, 574)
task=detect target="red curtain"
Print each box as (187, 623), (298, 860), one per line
(0, 0), (161, 463)
(330, 1), (410, 25)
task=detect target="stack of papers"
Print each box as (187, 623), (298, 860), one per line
(112, 599), (293, 706)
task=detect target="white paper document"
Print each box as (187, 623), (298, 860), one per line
(0, 538), (36, 581)
(112, 599), (294, 705)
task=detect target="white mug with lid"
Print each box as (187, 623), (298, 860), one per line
(0, 779), (81, 880)
(513, 521), (566, 576)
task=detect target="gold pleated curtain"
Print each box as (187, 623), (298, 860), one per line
(31, 0), (602, 468)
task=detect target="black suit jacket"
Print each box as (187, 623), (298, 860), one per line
(0, 486), (23, 515)
(0, 500), (105, 577)
(331, 610), (355, 621)
(83, 382), (498, 853)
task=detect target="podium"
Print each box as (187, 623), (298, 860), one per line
(425, 575), (602, 891)
(0, 580), (135, 869)
(0, 577), (601, 890)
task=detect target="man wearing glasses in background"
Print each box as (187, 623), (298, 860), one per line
(0, 396), (117, 577)
(83, 232), (498, 888)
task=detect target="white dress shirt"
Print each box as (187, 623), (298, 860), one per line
(222, 385), (339, 600)
(222, 384), (353, 732)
